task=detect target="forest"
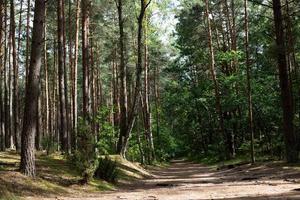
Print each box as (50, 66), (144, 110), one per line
(1, 0), (300, 199)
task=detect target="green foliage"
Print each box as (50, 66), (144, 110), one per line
(41, 136), (58, 155)
(158, 1), (290, 162)
(70, 106), (117, 182)
(71, 117), (98, 182)
(95, 106), (117, 155)
(216, 50), (244, 65)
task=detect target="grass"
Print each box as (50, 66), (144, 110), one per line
(105, 155), (152, 183)
(0, 151), (115, 199)
(0, 152), (152, 199)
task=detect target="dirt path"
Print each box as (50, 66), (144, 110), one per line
(28, 160), (300, 200)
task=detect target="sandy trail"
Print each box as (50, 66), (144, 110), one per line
(28, 160), (300, 200)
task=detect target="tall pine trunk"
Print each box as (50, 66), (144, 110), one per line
(204, 0), (226, 159)
(244, 0), (255, 163)
(272, 0), (298, 163)
(57, 0), (67, 152)
(10, 0), (19, 150)
(82, 0), (90, 118)
(20, 0), (45, 177)
(72, 0), (80, 150)
(116, 0), (128, 156)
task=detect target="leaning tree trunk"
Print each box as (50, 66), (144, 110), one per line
(20, 0), (45, 177)
(118, 0), (152, 158)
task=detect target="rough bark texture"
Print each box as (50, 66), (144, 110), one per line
(0, 0), (4, 151)
(20, 0), (45, 177)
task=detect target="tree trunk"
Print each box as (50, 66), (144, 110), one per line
(0, 0), (4, 151)
(10, 0), (20, 151)
(4, 0), (9, 148)
(25, 0), (30, 81)
(72, 0), (80, 150)
(82, 0), (90, 118)
(116, 0), (128, 156)
(204, 0), (227, 159)
(57, 0), (68, 152)
(62, 0), (70, 153)
(143, 22), (154, 162)
(272, 0), (298, 163)
(244, 0), (255, 164)
(44, 6), (49, 144)
(117, 0), (152, 158)
(20, 0), (45, 177)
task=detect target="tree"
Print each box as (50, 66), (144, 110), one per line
(57, 0), (68, 152)
(115, 0), (128, 156)
(72, 0), (81, 149)
(10, 0), (19, 150)
(244, 0), (255, 163)
(204, 0), (226, 158)
(82, 0), (90, 118)
(272, 0), (298, 163)
(117, 0), (152, 158)
(20, 0), (45, 177)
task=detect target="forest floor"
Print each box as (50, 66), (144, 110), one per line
(25, 159), (300, 200)
(2, 152), (300, 200)
(0, 151), (149, 200)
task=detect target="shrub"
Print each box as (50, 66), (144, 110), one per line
(94, 156), (119, 183)
(73, 117), (98, 184)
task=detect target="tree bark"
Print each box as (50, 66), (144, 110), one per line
(20, 0), (45, 177)
(25, 0), (30, 81)
(82, 0), (90, 118)
(244, 0), (255, 164)
(143, 22), (154, 162)
(272, 0), (298, 163)
(10, 0), (20, 151)
(116, 0), (128, 156)
(117, 0), (152, 158)
(204, 0), (227, 159)
(57, 0), (68, 152)
(0, 0), (4, 151)
(72, 0), (80, 150)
